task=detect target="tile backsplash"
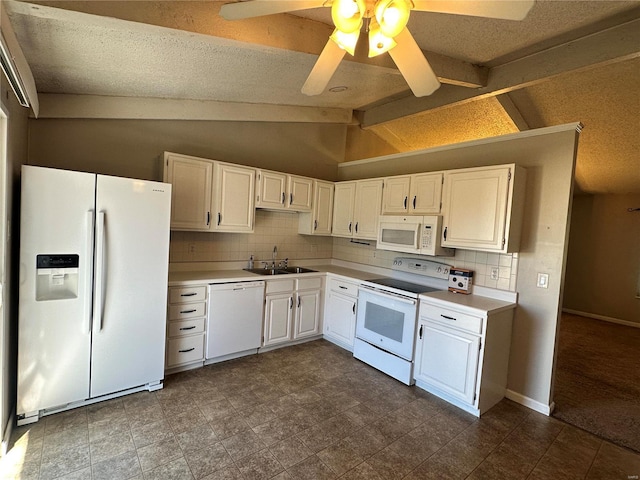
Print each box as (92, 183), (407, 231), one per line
(170, 210), (333, 266)
(169, 211), (518, 292)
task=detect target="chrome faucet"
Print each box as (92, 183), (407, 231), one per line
(272, 245), (277, 269)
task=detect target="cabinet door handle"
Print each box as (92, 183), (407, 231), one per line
(290, 193), (293, 205)
(355, 222), (358, 233)
(419, 325), (423, 339)
(217, 212), (222, 225)
(441, 314), (457, 321)
(206, 212), (210, 225)
(180, 309), (197, 314)
(443, 226), (447, 241)
(348, 222), (352, 233)
(314, 220), (318, 231)
(282, 192), (285, 204)
(413, 196), (417, 209)
(404, 196), (408, 209)
(352, 303), (356, 314)
(180, 292), (197, 297)
(180, 326), (196, 331)
(297, 296), (301, 308)
(179, 347), (195, 353)
(290, 297), (293, 309)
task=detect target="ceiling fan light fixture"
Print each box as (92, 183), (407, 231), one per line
(375, 0), (411, 37)
(330, 28), (360, 56)
(368, 19), (397, 57)
(331, 0), (366, 33)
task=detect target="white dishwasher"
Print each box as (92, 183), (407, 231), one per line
(206, 281), (265, 361)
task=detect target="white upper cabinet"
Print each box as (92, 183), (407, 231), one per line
(163, 152), (213, 231)
(163, 152), (255, 233)
(441, 164), (526, 253)
(212, 162), (255, 233)
(332, 179), (383, 240)
(256, 170), (287, 209)
(298, 180), (334, 236)
(382, 172), (443, 215)
(288, 175), (313, 212)
(256, 169), (313, 212)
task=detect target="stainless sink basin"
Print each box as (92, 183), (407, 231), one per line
(278, 266), (317, 274)
(244, 268), (289, 275)
(244, 266), (317, 275)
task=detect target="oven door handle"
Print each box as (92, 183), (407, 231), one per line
(359, 287), (417, 305)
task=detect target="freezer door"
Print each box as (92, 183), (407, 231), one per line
(90, 175), (171, 398)
(17, 166), (95, 416)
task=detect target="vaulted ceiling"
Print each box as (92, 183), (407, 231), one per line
(4, 0), (640, 194)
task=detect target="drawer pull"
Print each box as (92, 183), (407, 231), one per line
(180, 309), (197, 314)
(179, 347), (195, 353)
(339, 285), (348, 290)
(441, 314), (457, 321)
(179, 326), (196, 331)
(181, 292), (197, 297)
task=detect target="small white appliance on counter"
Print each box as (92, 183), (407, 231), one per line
(377, 215), (454, 256)
(17, 166), (171, 425)
(353, 257), (451, 385)
(448, 268), (474, 294)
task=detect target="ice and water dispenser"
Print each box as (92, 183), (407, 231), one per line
(36, 254), (79, 301)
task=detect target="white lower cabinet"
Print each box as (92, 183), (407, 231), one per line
(414, 293), (515, 416)
(323, 277), (358, 351)
(263, 277), (323, 348)
(166, 285), (206, 372)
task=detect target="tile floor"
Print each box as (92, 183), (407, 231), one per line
(2, 340), (640, 479)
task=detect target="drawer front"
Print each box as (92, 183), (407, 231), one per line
(266, 279), (295, 294)
(169, 285), (206, 304)
(168, 318), (205, 338)
(420, 303), (483, 335)
(328, 278), (358, 297)
(168, 302), (206, 321)
(167, 335), (204, 367)
(296, 277), (322, 291)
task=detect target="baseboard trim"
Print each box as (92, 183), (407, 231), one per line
(505, 389), (554, 416)
(562, 309), (640, 329)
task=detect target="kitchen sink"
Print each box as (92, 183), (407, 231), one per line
(244, 266), (317, 275)
(278, 266), (317, 274)
(244, 268), (289, 275)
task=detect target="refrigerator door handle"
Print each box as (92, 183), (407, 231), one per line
(86, 210), (95, 333)
(94, 211), (106, 331)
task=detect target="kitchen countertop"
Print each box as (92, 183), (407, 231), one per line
(168, 264), (384, 287)
(420, 289), (517, 315)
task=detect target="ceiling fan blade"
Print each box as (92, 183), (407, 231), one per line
(220, 0), (326, 20)
(388, 29), (440, 97)
(302, 39), (346, 96)
(412, 0), (534, 21)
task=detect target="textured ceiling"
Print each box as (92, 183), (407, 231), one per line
(4, 0), (640, 194)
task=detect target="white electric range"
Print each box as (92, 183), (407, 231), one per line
(354, 257), (452, 385)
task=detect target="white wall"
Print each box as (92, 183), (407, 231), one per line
(337, 124), (580, 411)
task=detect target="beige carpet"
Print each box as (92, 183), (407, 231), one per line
(553, 313), (640, 453)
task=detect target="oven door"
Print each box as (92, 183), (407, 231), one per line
(356, 286), (418, 360)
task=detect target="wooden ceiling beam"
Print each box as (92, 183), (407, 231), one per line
(359, 18), (640, 128)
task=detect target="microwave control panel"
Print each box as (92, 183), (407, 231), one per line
(421, 225), (433, 249)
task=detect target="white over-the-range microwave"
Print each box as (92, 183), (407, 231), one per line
(377, 215), (454, 256)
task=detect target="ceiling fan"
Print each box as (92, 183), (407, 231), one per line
(220, 0), (535, 97)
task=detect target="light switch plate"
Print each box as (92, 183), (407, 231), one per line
(537, 273), (549, 288)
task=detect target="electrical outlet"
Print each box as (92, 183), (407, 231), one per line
(490, 267), (499, 280)
(537, 273), (549, 288)
(188, 243), (196, 254)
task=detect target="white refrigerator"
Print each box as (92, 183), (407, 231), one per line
(17, 166), (171, 424)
